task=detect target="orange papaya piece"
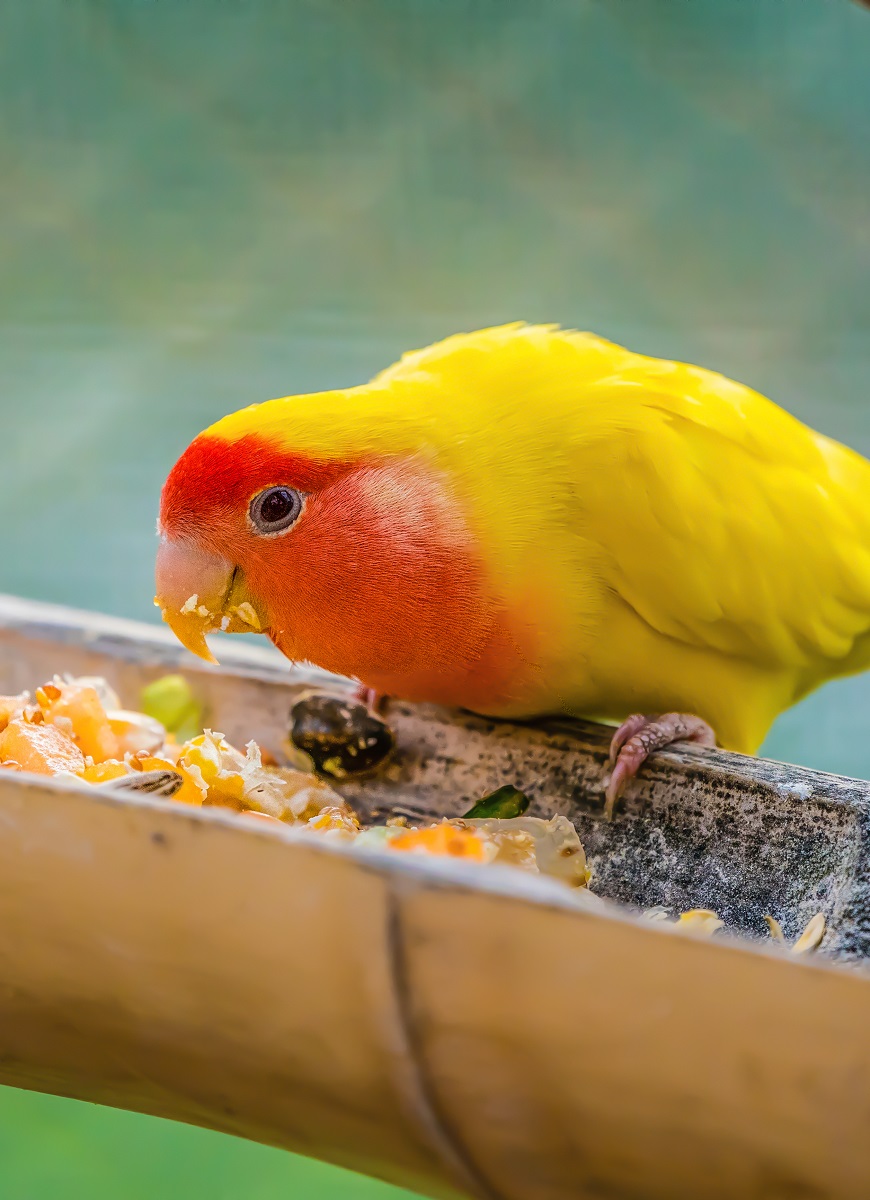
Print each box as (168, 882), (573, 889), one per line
(388, 823), (486, 860)
(80, 760), (131, 785)
(38, 683), (120, 764)
(0, 695), (25, 734)
(0, 717), (86, 776)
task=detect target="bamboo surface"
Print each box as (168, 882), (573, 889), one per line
(1, 595), (870, 1200)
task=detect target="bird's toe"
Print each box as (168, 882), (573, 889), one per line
(604, 712), (716, 818)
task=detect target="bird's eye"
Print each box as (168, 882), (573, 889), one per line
(249, 486), (304, 536)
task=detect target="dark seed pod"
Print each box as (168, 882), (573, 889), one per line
(289, 694), (395, 779)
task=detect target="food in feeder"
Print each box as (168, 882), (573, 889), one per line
(365, 811), (591, 887)
(0, 711), (86, 776)
(764, 912), (827, 954)
(140, 673), (203, 743)
(0, 677), (351, 826)
(462, 784), (529, 819)
(0, 674), (588, 888)
(0, 674), (830, 936)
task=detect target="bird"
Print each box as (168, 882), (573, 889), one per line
(155, 323), (870, 810)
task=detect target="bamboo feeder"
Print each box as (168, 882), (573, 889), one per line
(1, 594), (869, 1200)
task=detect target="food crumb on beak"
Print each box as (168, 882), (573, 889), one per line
(180, 594), (199, 615)
(232, 601), (262, 631)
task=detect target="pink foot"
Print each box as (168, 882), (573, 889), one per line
(604, 712), (716, 818)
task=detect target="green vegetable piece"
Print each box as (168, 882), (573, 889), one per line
(140, 674), (203, 743)
(354, 826), (403, 851)
(462, 785), (530, 820)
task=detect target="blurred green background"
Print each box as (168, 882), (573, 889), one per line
(0, 0), (869, 1196)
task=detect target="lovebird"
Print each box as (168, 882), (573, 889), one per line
(155, 324), (870, 805)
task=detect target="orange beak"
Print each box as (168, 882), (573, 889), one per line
(154, 537), (266, 664)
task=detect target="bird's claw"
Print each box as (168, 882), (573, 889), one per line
(603, 712), (716, 819)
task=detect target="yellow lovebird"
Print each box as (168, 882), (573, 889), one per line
(155, 324), (870, 805)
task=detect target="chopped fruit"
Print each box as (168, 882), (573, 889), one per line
(80, 760), (132, 785)
(0, 718), (86, 776)
(389, 822), (487, 861)
(70, 676), (121, 710)
(37, 682), (120, 763)
(140, 674), (203, 743)
(159, 736), (182, 764)
(107, 710), (166, 757)
(0, 694), (27, 734)
(305, 805), (361, 839)
(0, 672), (840, 936)
(3, 674), (599, 892)
(175, 730), (349, 821)
(0, 675), (593, 889)
(354, 825), (403, 850)
(179, 731), (247, 807)
(34, 683), (61, 707)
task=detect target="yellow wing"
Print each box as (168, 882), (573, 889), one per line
(572, 350), (870, 681)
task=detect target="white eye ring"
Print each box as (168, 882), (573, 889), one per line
(248, 486), (304, 536)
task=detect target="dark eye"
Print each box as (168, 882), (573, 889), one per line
(249, 486), (303, 535)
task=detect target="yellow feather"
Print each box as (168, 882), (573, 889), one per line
(208, 324), (870, 750)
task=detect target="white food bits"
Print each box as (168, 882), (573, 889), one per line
(641, 907), (671, 923)
(763, 914), (786, 943)
(763, 911), (825, 954)
(107, 709), (166, 756)
(65, 675), (122, 711)
(180, 594), (199, 615)
(792, 912), (826, 955)
(676, 909), (724, 937)
(231, 602), (262, 631)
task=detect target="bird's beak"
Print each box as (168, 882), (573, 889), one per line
(154, 537), (266, 665)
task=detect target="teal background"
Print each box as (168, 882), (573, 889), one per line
(0, 0), (868, 1196)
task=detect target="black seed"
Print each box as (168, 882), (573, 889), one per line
(290, 694), (395, 778)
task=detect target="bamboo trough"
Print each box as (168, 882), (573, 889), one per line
(1, 592), (870, 1200)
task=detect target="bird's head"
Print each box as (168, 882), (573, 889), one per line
(155, 390), (504, 697)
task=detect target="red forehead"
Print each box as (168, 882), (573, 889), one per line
(160, 433), (357, 535)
